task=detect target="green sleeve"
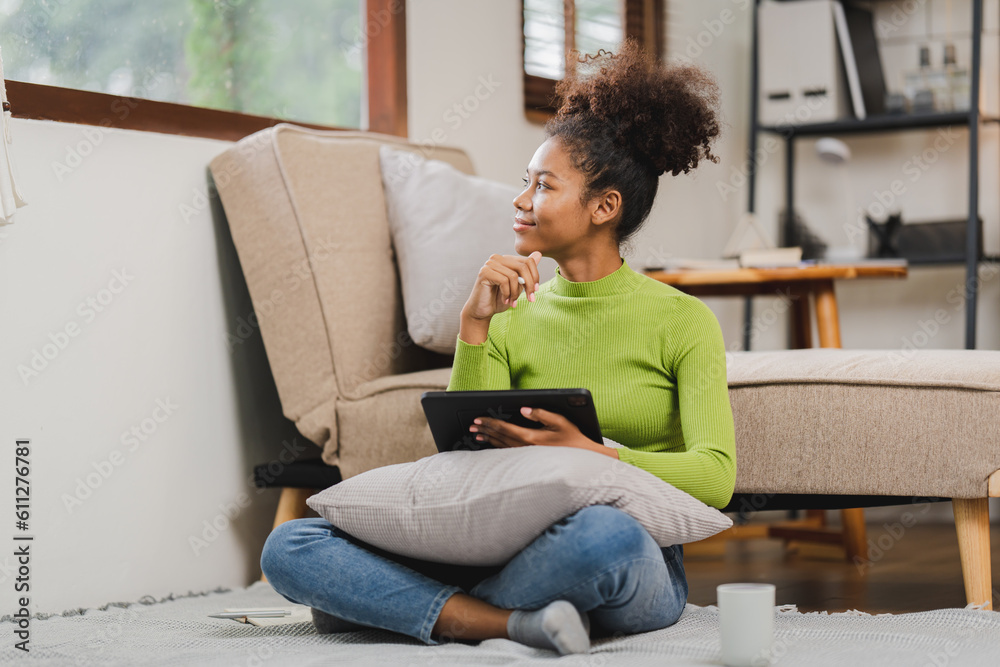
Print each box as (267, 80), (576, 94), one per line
(446, 314), (512, 391)
(617, 298), (737, 510)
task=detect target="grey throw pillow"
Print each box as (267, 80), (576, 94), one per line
(378, 145), (557, 354)
(305, 445), (733, 566)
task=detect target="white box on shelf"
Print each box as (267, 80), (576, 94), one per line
(759, 0), (851, 126)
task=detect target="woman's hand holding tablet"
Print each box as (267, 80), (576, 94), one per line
(420, 388), (616, 456)
(468, 405), (605, 452)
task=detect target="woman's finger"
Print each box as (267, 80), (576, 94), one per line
(525, 253), (541, 291)
(479, 266), (512, 304)
(514, 255), (540, 302)
(522, 407), (563, 428)
(476, 420), (524, 447)
(515, 267), (535, 302)
(487, 256), (522, 304)
(495, 255), (532, 304)
(480, 424), (521, 448)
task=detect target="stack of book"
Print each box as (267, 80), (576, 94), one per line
(644, 247), (805, 271)
(644, 257), (741, 271)
(738, 246), (803, 267)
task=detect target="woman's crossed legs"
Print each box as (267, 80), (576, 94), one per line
(260, 504), (688, 649)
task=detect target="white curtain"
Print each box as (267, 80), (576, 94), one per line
(0, 45), (27, 225)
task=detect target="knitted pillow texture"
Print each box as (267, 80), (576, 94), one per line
(305, 444), (733, 566)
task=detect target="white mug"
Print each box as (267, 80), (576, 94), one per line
(717, 583), (776, 667)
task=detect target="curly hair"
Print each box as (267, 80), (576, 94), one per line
(545, 35), (722, 249)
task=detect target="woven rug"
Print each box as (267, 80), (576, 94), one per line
(1, 580), (997, 666)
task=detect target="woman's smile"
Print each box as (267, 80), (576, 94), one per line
(513, 216), (536, 232)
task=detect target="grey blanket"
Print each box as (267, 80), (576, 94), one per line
(2, 580), (998, 666)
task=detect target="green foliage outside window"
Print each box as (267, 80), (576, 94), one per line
(1, 0), (362, 128)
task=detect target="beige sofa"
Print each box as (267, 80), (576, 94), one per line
(210, 124), (1000, 609)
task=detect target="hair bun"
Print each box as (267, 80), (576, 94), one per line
(549, 36), (721, 177)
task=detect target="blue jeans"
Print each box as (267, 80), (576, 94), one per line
(260, 504), (688, 646)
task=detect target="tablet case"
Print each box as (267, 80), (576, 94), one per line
(420, 388), (603, 453)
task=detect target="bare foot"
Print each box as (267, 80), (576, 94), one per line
(431, 592), (513, 642)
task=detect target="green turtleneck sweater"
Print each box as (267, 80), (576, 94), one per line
(446, 257), (737, 510)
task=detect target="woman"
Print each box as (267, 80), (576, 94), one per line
(260, 36), (735, 655)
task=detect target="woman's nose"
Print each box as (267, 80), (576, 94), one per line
(513, 190), (530, 210)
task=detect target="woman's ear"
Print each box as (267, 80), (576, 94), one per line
(591, 190), (621, 226)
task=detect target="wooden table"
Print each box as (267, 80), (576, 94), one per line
(643, 263), (908, 348)
(643, 263), (909, 560)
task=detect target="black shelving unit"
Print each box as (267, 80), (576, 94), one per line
(744, 0), (996, 350)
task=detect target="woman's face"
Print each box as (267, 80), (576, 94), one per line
(512, 137), (602, 259)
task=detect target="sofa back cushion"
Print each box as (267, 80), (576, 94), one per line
(210, 125), (474, 450)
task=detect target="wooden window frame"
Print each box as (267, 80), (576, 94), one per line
(523, 0), (665, 124)
(4, 0), (407, 142)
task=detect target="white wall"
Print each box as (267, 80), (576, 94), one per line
(0, 119), (308, 614)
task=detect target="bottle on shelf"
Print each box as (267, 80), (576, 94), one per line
(942, 43), (971, 112)
(904, 45), (948, 112)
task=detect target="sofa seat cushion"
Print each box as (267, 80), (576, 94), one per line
(727, 348), (1000, 391)
(334, 367), (453, 478)
(726, 348), (1000, 499)
(334, 348), (1000, 500)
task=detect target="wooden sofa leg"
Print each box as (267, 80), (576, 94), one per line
(952, 497), (993, 610)
(272, 487), (316, 530)
(840, 508), (868, 563)
(260, 488), (316, 584)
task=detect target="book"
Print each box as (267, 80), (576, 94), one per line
(832, 0), (865, 119)
(644, 257), (742, 271)
(211, 605), (312, 627)
(739, 246), (803, 267)
(817, 257), (908, 267)
(841, 2), (886, 116)
(244, 607), (312, 627)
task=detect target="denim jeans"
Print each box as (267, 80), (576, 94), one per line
(260, 504), (688, 646)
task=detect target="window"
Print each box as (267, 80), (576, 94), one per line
(522, 0), (665, 121)
(2, 0), (363, 127)
(2, 0), (407, 140)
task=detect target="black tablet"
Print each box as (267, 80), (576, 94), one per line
(420, 388), (603, 453)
